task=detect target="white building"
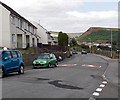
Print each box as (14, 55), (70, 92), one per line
(32, 22), (54, 45)
(0, 2), (50, 49)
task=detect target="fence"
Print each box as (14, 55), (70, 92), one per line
(37, 43), (68, 52)
(94, 50), (119, 59)
(22, 51), (69, 66)
(21, 45), (70, 66)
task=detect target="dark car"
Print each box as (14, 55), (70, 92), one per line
(81, 50), (87, 54)
(72, 50), (78, 54)
(0, 50), (24, 78)
(56, 55), (63, 62)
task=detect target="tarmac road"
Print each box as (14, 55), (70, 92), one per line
(2, 53), (119, 99)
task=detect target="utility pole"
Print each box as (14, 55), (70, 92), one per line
(110, 29), (113, 58)
(88, 38), (92, 53)
(107, 29), (113, 58)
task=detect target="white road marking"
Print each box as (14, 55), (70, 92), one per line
(96, 88), (102, 92)
(90, 81), (108, 99)
(92, 92), (100, 96)
(82, 64), (101, 68)
(58, 64), (77, 67)
(102, 81), (107, 84)
(89, 97), (96, 100)
(99, 84), (105, 87)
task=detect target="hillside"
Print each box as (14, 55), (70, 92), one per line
(77, 27), (118, 44)
(50, 31), (82, 39)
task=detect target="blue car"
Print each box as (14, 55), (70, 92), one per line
(0, 50), (24, 78)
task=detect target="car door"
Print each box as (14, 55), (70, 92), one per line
(11, 51), (19, 70)
(2, 51), (12, 71)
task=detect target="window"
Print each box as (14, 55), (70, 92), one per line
(22, 22), (25, 29)
(11, 51), (18, 58)
(28, 25), (30, 31)
(15, 18), (19, 26)
(31, 27), (34, 33)
(2, 51), (11, 59)
(11, 16), (15, 24)
(34, 28), (36, 34)
(17, 19), (20, 28)
(26, 23), (28, 30)
(50, 54), (53, 58)
(52, 54), (56, 59)
(24, 22), (27, 30)
(20, 20), (23, 28)
(17, 51), (22, 57)
(12, 34), (15, 43)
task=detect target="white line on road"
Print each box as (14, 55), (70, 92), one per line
(82, 64), (101, 68)
(102, 81), (107, 84)
(99, 84), (105, 88)
(96, 88), (102, 92)
(90, 81), (108, 99)
(58, 64), (77, 67)
(92, 92), (100, 96)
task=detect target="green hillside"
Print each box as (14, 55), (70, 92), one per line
(79, 30), (118, 43)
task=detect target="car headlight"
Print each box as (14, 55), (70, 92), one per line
(33, 61), (36, 64)
(42, 61), (47, 63)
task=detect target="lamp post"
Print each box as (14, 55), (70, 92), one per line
(88, 38), (92, 53)
(110, 29), (113, 58)
(107, 29), (113, 58)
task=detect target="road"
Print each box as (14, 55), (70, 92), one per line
(2, 53), (119, 99)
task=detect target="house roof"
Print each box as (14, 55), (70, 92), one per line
(0, 1), (37, 29)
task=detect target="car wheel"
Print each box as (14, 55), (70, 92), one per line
(54, 62), (57, 67)
(1, 68), (6, 78)
(19, 65), (24, 74)
(48, 63), (51, 68)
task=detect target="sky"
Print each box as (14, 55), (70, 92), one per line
(1, 0), (119, 33)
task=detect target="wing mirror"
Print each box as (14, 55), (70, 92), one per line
(3, 57), (9, 61)
(50, 57), (53, 59)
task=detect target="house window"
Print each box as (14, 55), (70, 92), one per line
(11, 16), (15, 24)
(12, 34), (15, 43)
(23, 22), (25, 29)
(28, 25), (30, 31)
(20, 20), (23, 28)
(15, 18), (19, 27)
(34, 28), (36, 34)
(18, 19), (20, 28)
(24, 22), (27, 30)
(31, 27), (34, 33)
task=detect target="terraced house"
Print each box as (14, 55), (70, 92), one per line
(0, 1), (54, 49)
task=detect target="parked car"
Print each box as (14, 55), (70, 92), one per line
(57, 55), (63, 62)
(32, 53), (58, 68)
(81, 50), (87, 54)
(72, 50), (78, 54)
(0, 50), (24, 78)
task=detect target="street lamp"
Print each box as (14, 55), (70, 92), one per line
(107, 29), (113, 58)
(88, 38), (92, 53)
(110, 29), (113, 58)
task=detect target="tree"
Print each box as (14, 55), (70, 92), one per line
(70, 38), (77, 46)
(58, 31), (68, 46)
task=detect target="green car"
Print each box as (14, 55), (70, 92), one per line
(33, 53), (58, 68)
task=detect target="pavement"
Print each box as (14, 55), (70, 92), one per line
(103, 59), (119, 87)
(94, 54), (119, 87)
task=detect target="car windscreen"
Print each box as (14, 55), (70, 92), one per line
(37, 54), (50, 59)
